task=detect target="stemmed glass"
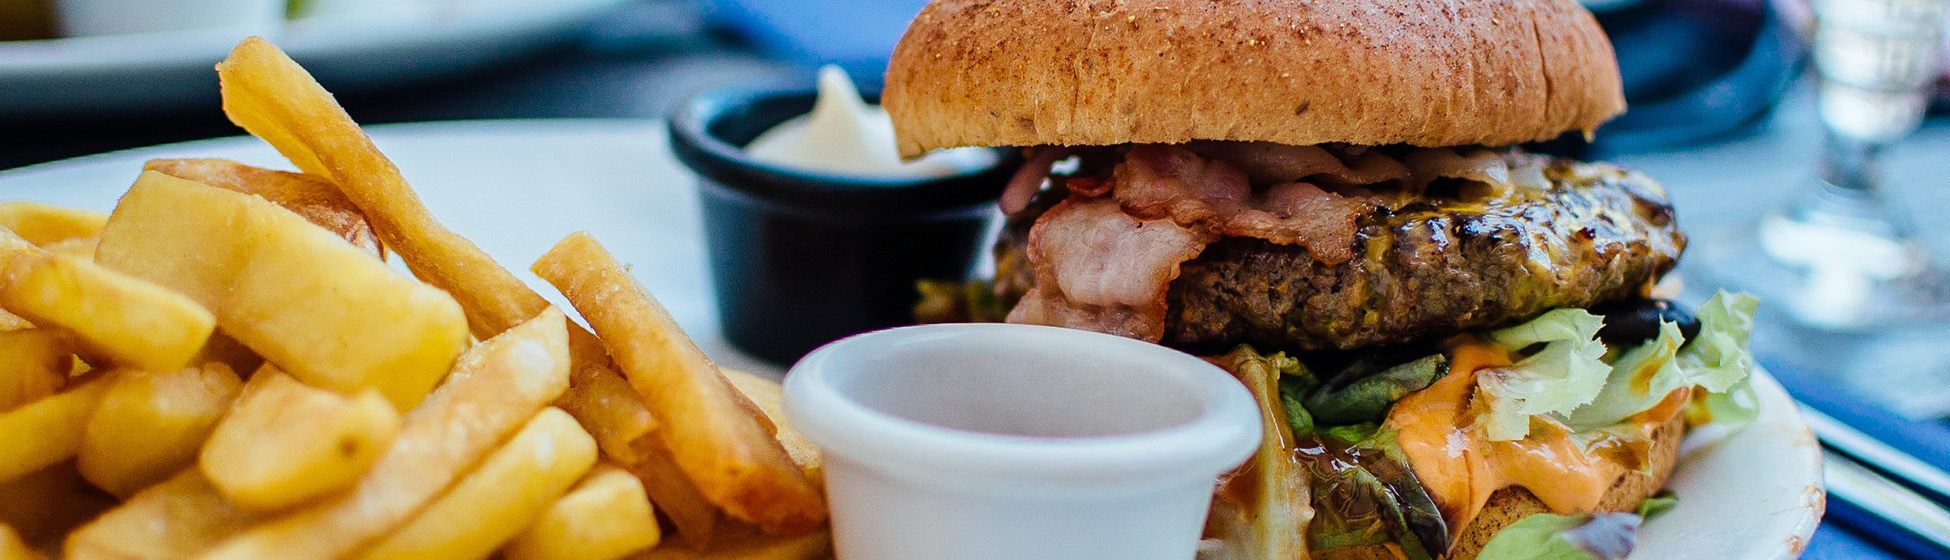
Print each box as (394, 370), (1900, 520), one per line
(1713, 0), (1950, 330)
(1701, 0), (1950, 417)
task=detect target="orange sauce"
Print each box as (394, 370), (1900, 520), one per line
(1384, 337), (1687, 540)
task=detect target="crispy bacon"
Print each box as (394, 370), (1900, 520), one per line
(1007, 197), (1214, 341)
(1112, 145), (1251, 228)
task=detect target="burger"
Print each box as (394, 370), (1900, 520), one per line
(887, 0), (1761, 559)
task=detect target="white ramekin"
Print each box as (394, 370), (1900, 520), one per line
(783, 323), (1261, 560)
(55, 0), (284, 38)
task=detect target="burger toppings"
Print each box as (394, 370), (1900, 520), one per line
(997, 143), (1687, 352)
(1201, 293), (1757, 560)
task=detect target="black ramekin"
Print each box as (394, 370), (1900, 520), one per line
(668, 84), (1017, 366)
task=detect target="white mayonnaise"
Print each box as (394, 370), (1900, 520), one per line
(745, 65), (995, 179)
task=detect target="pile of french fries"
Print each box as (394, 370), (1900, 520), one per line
(0, 37), (830, 560)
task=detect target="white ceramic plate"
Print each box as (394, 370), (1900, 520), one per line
(0, 119), (1826, 558)
(0, 0), (626, 117)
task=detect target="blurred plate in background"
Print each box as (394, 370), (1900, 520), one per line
(0, 0), (628, 119)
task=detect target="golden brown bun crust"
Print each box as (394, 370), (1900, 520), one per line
(1314, 415), (1685, 560)
(884, 0), (1625, 157)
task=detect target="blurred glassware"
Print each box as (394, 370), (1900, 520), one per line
(55, 0), (284, 37)
(1708, 0), (1950, 329)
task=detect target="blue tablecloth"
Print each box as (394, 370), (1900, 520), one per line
(1771, 360), (1950, 560)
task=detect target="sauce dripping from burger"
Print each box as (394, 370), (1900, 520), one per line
(1384, 339), (1689, 543)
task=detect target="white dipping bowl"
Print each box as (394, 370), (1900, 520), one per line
(783, 323), (1261, 560)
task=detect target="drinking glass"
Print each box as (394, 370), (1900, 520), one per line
(1712, 0), (1950, 330)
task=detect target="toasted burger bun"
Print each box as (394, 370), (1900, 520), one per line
(1312, 415), (1685, 560)
(884, 0), (1625, 158)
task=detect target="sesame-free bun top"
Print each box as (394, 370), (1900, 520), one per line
(883, 0), (1626, 158)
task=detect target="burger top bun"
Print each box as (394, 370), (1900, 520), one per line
(883, 0), (1626, 158)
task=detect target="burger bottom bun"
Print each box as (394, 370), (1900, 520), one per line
(1316, 415), (1686, 560)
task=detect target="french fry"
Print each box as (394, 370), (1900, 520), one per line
(65, 469), (262, 560)
(504, 464), (662, 560)
(0, 378), (107, 482)
(626, 439), (721, 548)
(0, 202), (106, 247)
(78, 364), (241, 497)
(556, 346), (659, 464)
(213, 36), (658, 466)
(722, 369), (821, 483)
(37, 237), (97, 262)
(94, 172), (468, 410)
(199, 368), (399, 512)
(0, 329), (70, 412)
(198, 308), (571, 560)
(533, 232), (826, 535)
(358, 407), (597, 560)
(631, 529), (832, 560)
(0, 462), (79, 542)
(143, 159), (380, 255)
(0, 523), (41, 560)
(0, 229), (214, 373)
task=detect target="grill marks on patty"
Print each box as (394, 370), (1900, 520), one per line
(998, 144), (1685, 351)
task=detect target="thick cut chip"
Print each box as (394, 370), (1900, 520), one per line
(504, 464), (662, 560)
(143, 159), (380, 254)
(199, 368), (399, 512)
(0, 202), (106, 247)
(357, 407), (597, 560)
(214, 37), (657, 465)
(65, 469), (262, 560)
(533, 232), (825, 535)
(0, 329), (70, 412)
(627, 438), (722, 548)
(0, 378), (107, 482)
(0, 229), (214, 373)
(95, 172), (467, 410)
(198, 308), (571, 560)
(722, 369), (821, 483)
(79, 364), (241, 497)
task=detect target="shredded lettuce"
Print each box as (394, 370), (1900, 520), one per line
(1475, 512), (1642, 560)
(1569, 291), (1761, 430)
(1479, 308), (1611, 440)
(1679, 293), (1762, 425)
(1566, 321), (1686, 430)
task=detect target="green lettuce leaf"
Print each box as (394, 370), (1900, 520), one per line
(1479, 309), (1612, 440)
(1566, 321), (1686, 430)
(1680, 292), (1761, 425)
(1301, 424), (1448, 559)
(1569, 291), (1761, 430)
(1635, 492), (1679, 519)
(1304, 354), (1447, 426)
(1476, 512), (1641, 560)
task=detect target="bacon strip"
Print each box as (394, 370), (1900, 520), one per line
(1008, 197), (1213, 341)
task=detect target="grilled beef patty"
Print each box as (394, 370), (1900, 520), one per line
(995, 156), (1685, 351)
